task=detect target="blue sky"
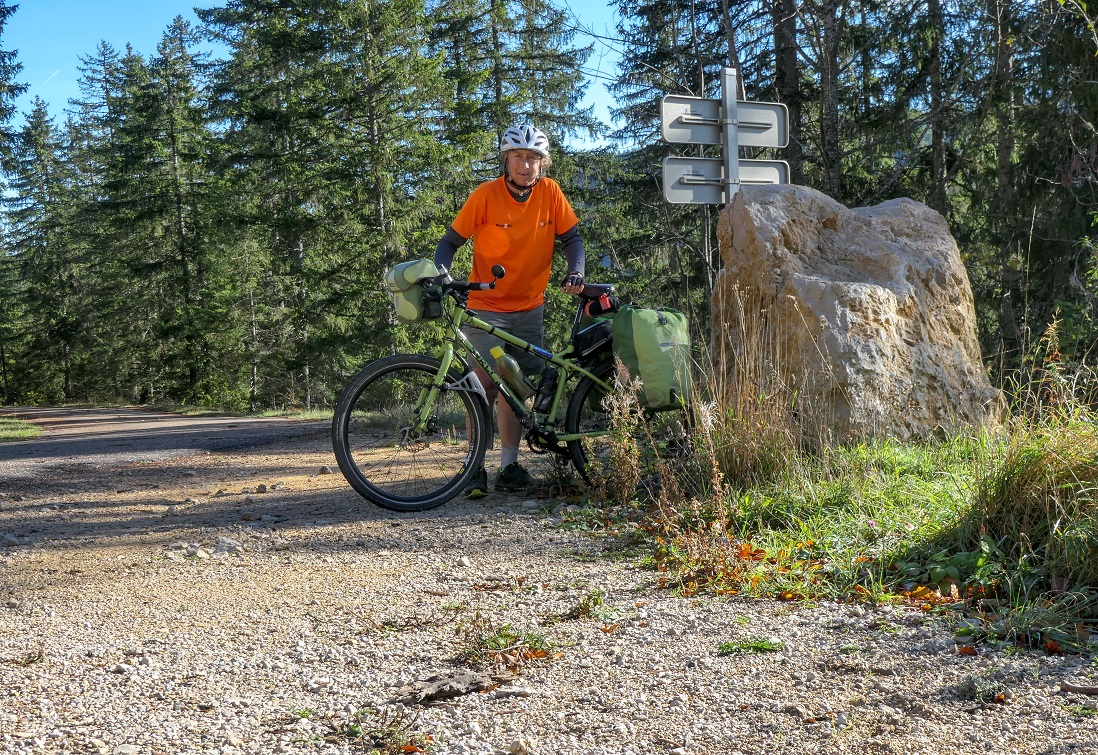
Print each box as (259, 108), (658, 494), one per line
(5, 0), (623, 134)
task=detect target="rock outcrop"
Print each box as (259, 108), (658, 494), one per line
(713, 184), (1001, 441)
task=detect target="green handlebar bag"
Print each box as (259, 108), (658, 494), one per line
(612, 306), (691, 411)
(384, 259), (441, 324)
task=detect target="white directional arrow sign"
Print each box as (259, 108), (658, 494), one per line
(659, 68), (791, 204)
(662, 156), (789, 205)
(661, 95), (788, 148)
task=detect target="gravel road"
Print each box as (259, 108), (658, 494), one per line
(2, 408), (1097, 755)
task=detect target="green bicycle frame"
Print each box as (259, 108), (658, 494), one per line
(413, 299), (614, 443)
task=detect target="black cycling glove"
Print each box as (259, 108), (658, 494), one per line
(560, 272), (584, 288)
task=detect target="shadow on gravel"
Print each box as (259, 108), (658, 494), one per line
(0, 407), (329, 472)
(1, 453), (555, 555)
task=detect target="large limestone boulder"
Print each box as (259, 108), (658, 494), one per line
(713, 184), (1001, 442)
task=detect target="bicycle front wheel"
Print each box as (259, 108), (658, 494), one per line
(565, 358), (692, 486)
(332, 355), (490, 511)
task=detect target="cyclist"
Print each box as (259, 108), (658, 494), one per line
(434, 124), (586, 498)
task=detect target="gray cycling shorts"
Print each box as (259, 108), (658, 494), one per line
(463, 305), (545, 376)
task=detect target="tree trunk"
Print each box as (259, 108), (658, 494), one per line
(773, 0), (804, 184)
(990, 0), (1022, 364)
(0, 334), (9, 403)
(820, 0), (842, 198)
(927, 0), (948, 215)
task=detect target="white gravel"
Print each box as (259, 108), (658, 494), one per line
(2, 435), (1098, 754)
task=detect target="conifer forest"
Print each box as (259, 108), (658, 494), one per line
(0, 1), (1095, 411)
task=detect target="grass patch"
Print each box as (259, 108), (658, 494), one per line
(0, 416), (40, 442)
(457, 613), (554, 671)
(318, 707), (428, 753)
(717, 638), (784, 655)
(573, 310), (1098, 654)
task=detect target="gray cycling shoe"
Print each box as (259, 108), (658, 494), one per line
(495, 462), (533, 492)
(464, 467), (489, 499)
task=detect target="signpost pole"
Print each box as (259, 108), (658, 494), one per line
(721, 67), (740, 202)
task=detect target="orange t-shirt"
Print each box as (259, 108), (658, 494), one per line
(451, 176), (579, 312)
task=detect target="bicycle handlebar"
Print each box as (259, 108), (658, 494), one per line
(434, 266), (613, 298)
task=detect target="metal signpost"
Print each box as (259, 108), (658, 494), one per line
(660, 68), (790, 205)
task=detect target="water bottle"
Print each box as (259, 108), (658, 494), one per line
(533, 366), (559, 413)
(490, 346), (535, 399)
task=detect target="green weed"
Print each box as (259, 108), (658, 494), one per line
(457, 613), (553, 670)
(0, 416), (39, 442)
(320, 706), (428, 753)
(717, 638), (784, 655)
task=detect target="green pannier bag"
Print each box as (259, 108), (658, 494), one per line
(384, 259), (441, 324)
(612, 306), (691, 411)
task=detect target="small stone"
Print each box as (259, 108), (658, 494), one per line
(318, 466), (334, 474)
(182, 470), (197, 477)
(113, 745), (140, 755)
(111, 663), (135, 674)
(457, 557), (472, 568)
(5, 599), (20, 609)
(507, 738), (535, 755)
(256, 484), (268, 493)
(3, 534), (19, 546)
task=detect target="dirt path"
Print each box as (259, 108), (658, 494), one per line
(0, 406), (328, 487)
(2, 408), (1098, 755)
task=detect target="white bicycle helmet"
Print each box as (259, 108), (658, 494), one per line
(499, 124), (550, 158)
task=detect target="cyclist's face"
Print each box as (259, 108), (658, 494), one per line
(505, 149), (542, 186)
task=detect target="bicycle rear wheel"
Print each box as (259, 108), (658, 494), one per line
(565, 358), (692, 486)
(332, 355), (489, 511)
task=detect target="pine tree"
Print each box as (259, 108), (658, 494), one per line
(0, 0), (26, 160)
(3, 101), (84, 402)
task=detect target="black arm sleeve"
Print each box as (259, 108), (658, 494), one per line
(434, 226), (468, 269)
(558, 223), (585, 276)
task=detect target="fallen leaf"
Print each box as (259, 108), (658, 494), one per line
(599, 624), (619, 633)
(1045, 639), (1063, 655)
(958, 645), (977, 656)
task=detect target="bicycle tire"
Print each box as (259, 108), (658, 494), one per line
(565, 358), (693, 485)
(332, 355), (490, 511)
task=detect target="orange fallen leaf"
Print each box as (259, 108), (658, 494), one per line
(957, 645), (977, 656)
(738, 543), (766, 561)
(1045, 639), (1063, 655)
(994, 694), (1006, 704)
(599, 624), (619, 633)
(401, 747), (423, 753)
